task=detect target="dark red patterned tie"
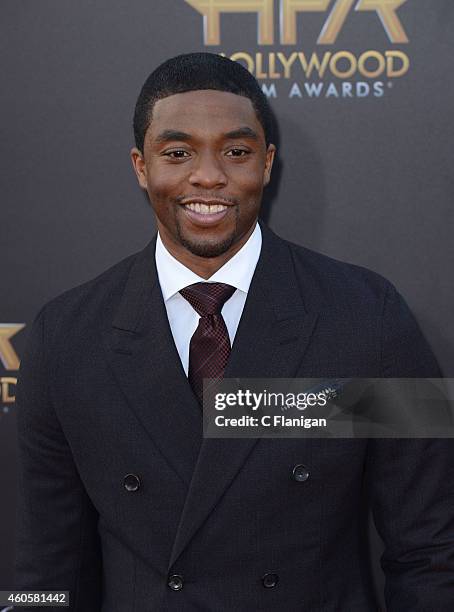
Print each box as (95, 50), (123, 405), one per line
(180, 282), (236, 405)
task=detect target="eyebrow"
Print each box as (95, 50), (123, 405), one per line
(154, 129), (193, 144)
(223, 127), (259, 141)
(153, 126), (260, 144)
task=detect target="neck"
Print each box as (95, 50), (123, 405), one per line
(158, 224), (256, 279)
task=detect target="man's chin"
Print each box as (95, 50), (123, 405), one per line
(178, 232), (237, 259)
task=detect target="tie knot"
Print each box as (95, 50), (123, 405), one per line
(180, 282), (236, 316)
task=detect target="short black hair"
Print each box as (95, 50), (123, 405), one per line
(133, 52), (274, 152)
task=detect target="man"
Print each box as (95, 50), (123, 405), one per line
(14, 53), (454, 611)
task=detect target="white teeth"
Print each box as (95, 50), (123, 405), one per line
(185, 202), (228, 214)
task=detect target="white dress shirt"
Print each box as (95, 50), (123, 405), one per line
(155, 223), (262, 375)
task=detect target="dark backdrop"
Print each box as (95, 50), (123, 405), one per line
(2, 1), (453, 604)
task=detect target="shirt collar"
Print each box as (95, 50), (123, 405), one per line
(155, 223), (262, 302)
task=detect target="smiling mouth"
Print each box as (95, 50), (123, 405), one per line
(180, 200), (234, 226)
(184, 202), (228, 214)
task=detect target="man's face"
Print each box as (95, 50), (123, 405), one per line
(131, 90), (275, 260)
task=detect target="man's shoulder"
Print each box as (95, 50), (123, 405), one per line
(273, 231), (394, 308)
(35, 244), (149, 334)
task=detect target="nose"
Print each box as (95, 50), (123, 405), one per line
(188, 151), (227, 189)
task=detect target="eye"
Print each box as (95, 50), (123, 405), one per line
(163, 150), (190, 159)
(226, 148), (250, 157)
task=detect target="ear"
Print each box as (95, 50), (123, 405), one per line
(263, 143), (276, 187)
(130, 147), (148, 190)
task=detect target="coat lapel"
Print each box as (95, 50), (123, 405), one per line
(103, 238), (202, 487)
(168, 223), (319, 568)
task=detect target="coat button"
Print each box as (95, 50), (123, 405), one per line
(123, 473), (141, 492)
(292, 464), (310, 482)
(262, 572), (279, 588)
(168, 574), (184, 591)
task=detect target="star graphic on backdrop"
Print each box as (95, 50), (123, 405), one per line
(0, 324), (25, 370)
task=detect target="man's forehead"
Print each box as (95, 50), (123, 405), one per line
(150, 89), (259, 127)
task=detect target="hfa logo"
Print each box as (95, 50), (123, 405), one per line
(184, 0), (410, 99)
(184, 0), (408, 46)
(0, 323), (24, 409)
